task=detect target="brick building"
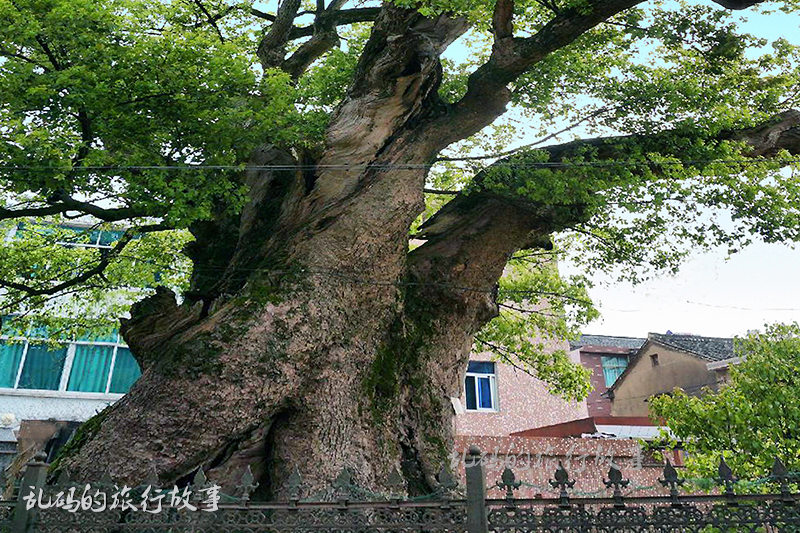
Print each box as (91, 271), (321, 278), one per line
(455, 348), (588, 437)
(453, 435), (666, 498)
(568, 335), (645, 417)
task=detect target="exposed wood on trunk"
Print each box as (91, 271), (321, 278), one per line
(300, 5), (468, 214)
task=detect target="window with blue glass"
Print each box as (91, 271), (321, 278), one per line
(1, 224), (141, 394)
(601, 356), (628, 388)
(0, 326), (141, 394)
(464, 361), (498, 411)
(14, 222), (125, 249)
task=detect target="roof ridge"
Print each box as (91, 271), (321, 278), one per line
(582, 334), (646, 339)
(648, 332), (733, 341)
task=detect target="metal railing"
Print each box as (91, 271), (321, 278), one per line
(1, 446), (799, 532)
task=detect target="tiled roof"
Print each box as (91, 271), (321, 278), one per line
(570, 334), (646, 350)
(648, 332), (734, 362)
(0, 428), (16, 442)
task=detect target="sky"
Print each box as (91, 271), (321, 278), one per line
(562, 240), (800, 338)
(560, 4), (800, 340)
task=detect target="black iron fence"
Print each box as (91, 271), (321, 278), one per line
(1, 446), (799, 532)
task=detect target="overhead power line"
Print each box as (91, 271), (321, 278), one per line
(685, 300), (800, 312)
(0, 157), (800, 173)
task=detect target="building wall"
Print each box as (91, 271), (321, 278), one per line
(0, 389), (119, 422)
(714, 367), (731, 385)
(578, 351), (614, 417)
(611, 344), (718, 417)
(453, 435), (666, 498)
(455, 350), (588, 437)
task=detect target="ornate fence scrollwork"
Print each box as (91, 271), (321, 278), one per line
(2, 447), (800, 532)
(487, 455), (800, 533)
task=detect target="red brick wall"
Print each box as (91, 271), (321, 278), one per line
(580, 352), (614, 417)
(453, 436), (666, 498)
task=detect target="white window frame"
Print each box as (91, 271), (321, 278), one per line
(0, 333), (130, 397)
(464, 363), (499, 412)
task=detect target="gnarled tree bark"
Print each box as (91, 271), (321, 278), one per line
(50, 0), (799, 500)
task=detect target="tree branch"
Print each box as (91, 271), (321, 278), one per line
(436, 105), (612, 162)
(0, 49), (51, 71)
(71, 108), (93, 169)
(421, 0), (772, 154)
(474, 336), (542, 380)
(0, 223), (170, 299)
(409, 109), (800, 313)
(191, 0), (226, 43)
(256, 0), (303, 70)
(190, 5), (236, 28)
(0, 196), (164, 222)
(34, 35), (63, 71)
(492, 0), (514, 40)
(423, 188), (459, 195)
(249, 8), (275, 22)
(254, 4), (380, 73)
(531, 0), (559, 14)
(537, 109), (800, 162)
(498, 301), (565, 318)
(250, 7), (382, 40)
(289, 8), (382, 39)
(280, 0), (352, 80)
(281, 32), (341, 80)
(421, 0), (645, 152)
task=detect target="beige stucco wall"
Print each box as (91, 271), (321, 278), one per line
(455, 349), (588, 436)
(611, 343), (718, 417)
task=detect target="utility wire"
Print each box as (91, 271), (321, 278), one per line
(1, 157), (800, 172)
(0, 257), (595, 300)
(685, 300), (800, 312)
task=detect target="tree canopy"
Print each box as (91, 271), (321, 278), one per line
(1, 0), (800, 402)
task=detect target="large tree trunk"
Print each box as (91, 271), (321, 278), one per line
(54, 0), (800, 498)
(56, 6), (502, 497)
(58, 161), (518, 497)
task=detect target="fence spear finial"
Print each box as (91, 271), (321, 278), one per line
(237, 465), (258, 502)
(287, 466), (303, 503)
(603, 464), (629, 507)
(333, 467), (353, 503)
(386, 467), (404, 500)
(550, 461), (575, 508)
(496, 467), (521, 501)
(144, 462), (160, 488)
(771, 457), (793, 503)
(56, 467), (71, 487)
(99, 470), (113, 486)
(437, 465), (458, 491)
(717, 457), (737, 502)
(192, 467), (208, 490)
(659, 459), (684, 506)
